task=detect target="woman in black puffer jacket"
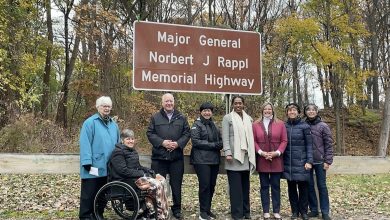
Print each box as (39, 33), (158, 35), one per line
(109, 129), (155, 188)
(109, 129), (170, 219)
(283, 103), (313, 220)
(190, 102), (222, 220)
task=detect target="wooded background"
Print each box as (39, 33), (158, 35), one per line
(0, 0), (389, 156)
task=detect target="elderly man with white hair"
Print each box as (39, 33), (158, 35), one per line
(146, 93), (191, 219)
(79, 96), (120, 220)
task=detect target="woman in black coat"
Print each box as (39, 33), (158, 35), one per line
(284, 103), (313, 220)
(109, 129), (155, 188)
(190, 102), (222, 220)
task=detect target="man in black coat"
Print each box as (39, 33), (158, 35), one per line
(146, 93), (190, 219)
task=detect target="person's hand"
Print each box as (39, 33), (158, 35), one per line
(162, 140), (171, 148)
(269, 151), (279, 158)
(324, 163), (330, 170)
(304, 163), (312, 170)
(83, 164), (91, 172)
(263, 152), (272, 161)
(163, 140), (176, 151)
(171, 141), (178, 149)
(148, 169), (156, 177)
(226, 155), (233, 162)
(166, 141), (178, 152)
(145, 169), (156, 178)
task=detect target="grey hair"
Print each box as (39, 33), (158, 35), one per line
(304, 103), (319, 117)
(161, 93), (174, 102)
(96, 96), (112, 108)
(120, 129), (135, 140)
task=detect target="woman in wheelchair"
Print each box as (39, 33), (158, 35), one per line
(108, 129), (169, 220)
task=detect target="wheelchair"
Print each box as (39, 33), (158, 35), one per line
(94, 180), (157, 220)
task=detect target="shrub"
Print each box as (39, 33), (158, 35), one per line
(348, 105), (381, 125)
(0, 114), (78, 153)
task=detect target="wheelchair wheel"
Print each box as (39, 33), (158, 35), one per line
(94, 181), (139, 220)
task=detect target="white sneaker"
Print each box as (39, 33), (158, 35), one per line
(273, 213), (281, 219)
(263, 213), (271, 219)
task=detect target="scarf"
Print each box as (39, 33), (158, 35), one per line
(200, 116), (219, 143)
(231, 110), (256, 173)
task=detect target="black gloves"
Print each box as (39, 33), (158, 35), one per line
(144, 168), (156, 178)
(147, 169), (156, 178)
(148, 169), (156, 178)
(83, 164), (91, 172)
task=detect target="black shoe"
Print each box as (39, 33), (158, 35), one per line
(244, 214), (251, 219)
(308, 211), (319, 217)
(173, 211), (183, 219)
(92, 213), (105, 220)
(207, 211), (217, 219)
(301, 213), (309, 220)
(322, 214), (331, 220)
(291, 213), (299, 220)
(199, 212), (210, 220)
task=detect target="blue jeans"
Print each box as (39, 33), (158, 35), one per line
(259, 172), (282, 213)
(309, 163), (330, 214)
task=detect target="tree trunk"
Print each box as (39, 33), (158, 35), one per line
(1, 0), (22, 127)
(317, 66), (327, 107)
(292, 56), (299, 104)
(329, 64), (343, 154)
(208, 0), (212, 25)
(304, 71), (309, 104)
(41, 0), (53, 118)
(269, 70), (274, 103)
(365, 0), (380, 109)
(187, 0), (192, 24)
(370, 30), (379, 109)
(55, 0), (85, 127)
(377, 0), (389, 156)
(378, 85), (390, 156)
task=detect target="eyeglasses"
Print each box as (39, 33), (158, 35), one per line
(101, 105), (112, 109)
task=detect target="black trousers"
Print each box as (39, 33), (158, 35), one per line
(79, 177), (107, 219)
(151, 159), (184, 214)
(227, 170), (250, 219)
(193, 164), (219, 214)
(287, 180), (309, 215)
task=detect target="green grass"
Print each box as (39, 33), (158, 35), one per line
(0, 210), (77, 219)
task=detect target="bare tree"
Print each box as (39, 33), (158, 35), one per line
(377, 0), (390, 156)
(41, 0), (53, 118)
(365, 0), (380, 109)
(55, 0), (85, 127)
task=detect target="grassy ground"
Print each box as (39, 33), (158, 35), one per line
(0, 174), (389, 219)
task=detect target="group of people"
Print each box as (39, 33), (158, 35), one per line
(78, 94), (334, 220)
